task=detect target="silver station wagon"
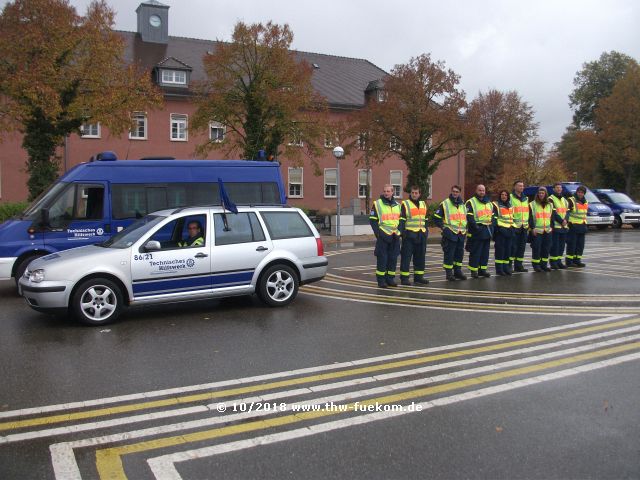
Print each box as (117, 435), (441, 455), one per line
(19, 206), (328, 325)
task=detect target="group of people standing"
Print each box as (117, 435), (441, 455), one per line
(369, 181), (589, 287)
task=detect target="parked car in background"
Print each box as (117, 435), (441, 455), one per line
(523, 182), (614, 230)
(593, 189), (640, 229)
(19, 205), (327, 325)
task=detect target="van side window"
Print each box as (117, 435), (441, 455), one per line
(260, 211), (312, 240)
(48, 184), (104, 227)
(214, 213), (265, 245)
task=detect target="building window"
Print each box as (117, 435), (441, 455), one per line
(288, 167), (303, 198)
(209, 122), (225, 142)
(426, 174), (433, 199)
(358, 169), (371, 198)
(170, 114), (188, 141)
(324, 168), (337, 198)
(377, 90), (387, 102)
(288, 125), (304, 147)
(80, 123), (100, 138)
(390, 136), (401, 152)
(130, 112), (147, 140)
(161, 69), (187, 85)
(390, 170), (402, 198)
(324, 135), (334, 149)
(422, 135), (433, 153)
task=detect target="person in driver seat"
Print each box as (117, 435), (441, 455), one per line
(179, 221), (204, 247)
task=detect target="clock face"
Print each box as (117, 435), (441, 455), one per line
(149, 14), (161, 28)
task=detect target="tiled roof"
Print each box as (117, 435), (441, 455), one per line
(119, 31), (387, 108)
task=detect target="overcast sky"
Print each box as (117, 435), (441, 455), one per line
(12, 0), (640, 147)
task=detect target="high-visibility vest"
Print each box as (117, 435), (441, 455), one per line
(178, 236), (204, 247)
(568, 197), (589, 224)
(442, 198), (467, 235)
(510, 193), (530, 228)
(402, 199), (427, 232)
(374, 199), (401, 235)
(468, 197), (493, 226)
(493, 201), (514, 228)
(530, 201), (552, 233)
(549, 194), (569, 229)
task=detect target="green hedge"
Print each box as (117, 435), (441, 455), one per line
(0, 202), (29, 223)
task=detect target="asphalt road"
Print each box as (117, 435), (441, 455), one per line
(1, 229), (639, 479)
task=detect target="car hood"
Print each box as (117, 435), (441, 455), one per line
(616, 202), (640, 210)
(28, 245), (130, 277)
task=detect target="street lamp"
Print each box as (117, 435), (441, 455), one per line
(332, 146), (344, 241)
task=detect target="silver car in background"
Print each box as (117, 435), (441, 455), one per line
(19, 206), (327, 325)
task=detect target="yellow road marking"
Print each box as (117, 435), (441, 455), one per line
(3, 318), (640, 432)
(95, 341), (640, 480)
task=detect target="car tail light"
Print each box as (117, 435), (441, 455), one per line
(316, 237), (324, 257)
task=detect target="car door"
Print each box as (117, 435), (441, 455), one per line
(130, 213), (212, 300)
(210, 212), (271, 291)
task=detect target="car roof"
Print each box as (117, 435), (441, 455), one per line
(150, 205), (297, 216)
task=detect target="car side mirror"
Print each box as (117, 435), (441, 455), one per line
(144, 240), (161, 252)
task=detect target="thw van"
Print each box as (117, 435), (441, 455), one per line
(0, 153), (286, 286)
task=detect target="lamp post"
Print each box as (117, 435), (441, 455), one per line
(332, 146), (344, 241)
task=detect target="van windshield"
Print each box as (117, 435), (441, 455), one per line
(566, 187), (599, 203)
(100, 215), (165, 249)
(21, 182), (68, 219)
(606, 192), (634, 203)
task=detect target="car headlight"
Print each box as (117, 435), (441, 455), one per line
(29, 269), (45, 283)
(588, 211), (598, 216)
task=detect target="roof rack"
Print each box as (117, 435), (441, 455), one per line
(169, 203), (291, 215)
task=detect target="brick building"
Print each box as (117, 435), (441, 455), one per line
(0, 0), (465, 212)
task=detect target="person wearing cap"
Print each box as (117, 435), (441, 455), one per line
(528, 187), (553, 272)
(399, 186), (429, 285)
(509, 180), (530, 272)
(549, 182), (569, 269)
(466, 184), (495, 278)
(565, 185), (588, 267)
(493, 189), (514, 276)
(370, 184), (402, 288)
(433, 185), (467, 281)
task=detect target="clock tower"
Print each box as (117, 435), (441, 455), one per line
(136, 1), (169, 44)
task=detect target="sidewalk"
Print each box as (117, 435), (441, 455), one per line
(321, 227), (443, 247)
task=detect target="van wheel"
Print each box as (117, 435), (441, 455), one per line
(14, 254), (44, 292)
(257, 264), (299, 307)
(612, 216), (622, 229)
(71, 278), (123, 325)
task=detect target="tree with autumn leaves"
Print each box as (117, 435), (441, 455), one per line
(357, 54), (472, 197)
(192, 21), (326, 163)
(0, 0), (162, 199)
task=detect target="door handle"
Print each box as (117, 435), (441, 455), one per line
(194, 253), (209, 258)
(256, 246), (269, 252)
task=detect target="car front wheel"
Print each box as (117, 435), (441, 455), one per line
(612, 216), (622, 229)
(71, 278), (124, 325)
(257, 264), (299, 307)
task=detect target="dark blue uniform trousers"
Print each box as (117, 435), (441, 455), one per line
(375, 232), (400, 285)
(510, 227), (528, 267)
(550, 229), (567, 265)
(400, 231), (427, 278)
(566, 224), (587, 264)
(531, 232), (551, 267)
(442, 234), (465, 272)
(469, 238), (491, 272)
(494, 227), (513, 273)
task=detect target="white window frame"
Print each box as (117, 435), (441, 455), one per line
(161, 69), (187, 85)
(324, 168), (337, 198)
(288, 125), (304, 147)
(209, 122), (225, 143)
(80, 122), (100, 138)
(357, 132), (369, 151)
(422, 135), (433, 153)
(170, 113), (188, 142)
(390, 136), (401, 152)
(288, 167), (303, 198)
(390, 170), (403, 199)
(377, 90), (387, 102)
(324, 135), (335, 149)
(358, 169), (372, 199)
(129, 112), (147, 140)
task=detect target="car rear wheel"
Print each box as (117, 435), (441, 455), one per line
(257, 264), (299, 307)
(71, 278), (123, 325)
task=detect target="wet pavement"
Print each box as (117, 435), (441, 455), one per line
(1, 229), (639, 479)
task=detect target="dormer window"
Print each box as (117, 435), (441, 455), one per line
(161, 69), (187, 85)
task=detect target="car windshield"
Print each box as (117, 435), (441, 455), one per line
(21, 182), (68, 219)
(568, 188), (599, 203)
(100, 215), (165, 249)
(606, 192), (634, 203)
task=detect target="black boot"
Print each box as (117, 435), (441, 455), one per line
(550, 261), (559, 270)
(377, 279), (388, 288)
(533, 264), (542, 272)
(471, 271), (479, 279)
(514, 262), (528, 273)
(400, 277), (411, 286)
(503, 264), (513, 275)
(479, 269), (491, 278)
(558, 261), (568, 269)
(414, 276), (429, 285)
(496, 264), (506, 276)
(454, 269), (467, 280)
(575, 260), (586, 268)
(565, 258), (575, 267)
(386, 277), (398, 287)
(446, 270), (456, 281)
(540, 262), (551, 272)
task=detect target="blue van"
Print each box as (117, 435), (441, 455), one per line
(593, 189), (640, 229)
(0, 153), (286, 285)
(522, 182), (614, 229)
